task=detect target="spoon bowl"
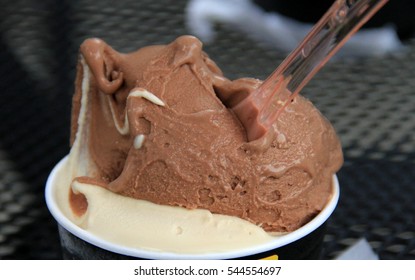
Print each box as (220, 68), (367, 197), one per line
(233, 0), (389, 141)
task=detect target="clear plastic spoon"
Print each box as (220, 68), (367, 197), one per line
(233, 0), (389, 141)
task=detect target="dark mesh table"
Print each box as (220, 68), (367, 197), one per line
(1, 0), (414, 260)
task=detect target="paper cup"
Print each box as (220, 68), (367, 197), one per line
(45, 157), (340, 260)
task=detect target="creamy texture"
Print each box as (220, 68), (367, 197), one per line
(63, 35), (342, 245)
(54, 157), (278, 253)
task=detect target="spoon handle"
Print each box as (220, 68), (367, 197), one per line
(239, 0), (388, 141)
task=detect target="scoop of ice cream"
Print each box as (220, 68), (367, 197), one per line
(68, 35), (342, 232)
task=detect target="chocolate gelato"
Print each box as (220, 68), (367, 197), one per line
(67, 35), (342, 233)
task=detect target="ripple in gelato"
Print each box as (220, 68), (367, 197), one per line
(47, 35), (343, 258)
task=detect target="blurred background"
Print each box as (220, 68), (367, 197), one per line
(1, 0), (414, 259)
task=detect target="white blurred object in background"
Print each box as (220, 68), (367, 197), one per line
(186, 0), (404, 58)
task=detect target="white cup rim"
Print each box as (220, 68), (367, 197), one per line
(45, 156), (340, 259)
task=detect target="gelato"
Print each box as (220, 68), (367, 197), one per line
(55, 35), (342, 252)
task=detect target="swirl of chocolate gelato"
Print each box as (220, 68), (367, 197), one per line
(69, 35), (343, 232)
